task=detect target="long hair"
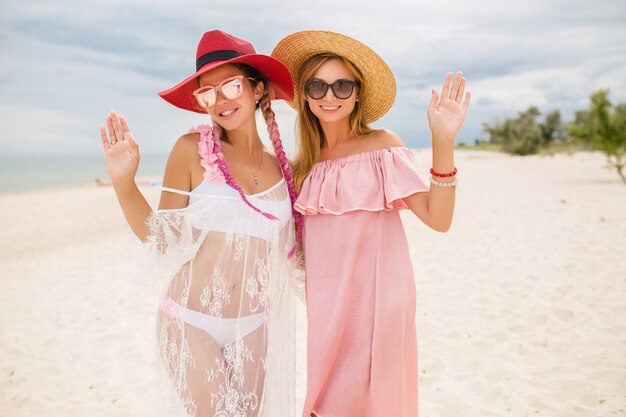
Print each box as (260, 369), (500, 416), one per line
(292, 53), (375, 191)
(211, 63), (302, 253)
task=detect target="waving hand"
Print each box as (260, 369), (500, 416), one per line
(100, 110), (140, 186)
(427, 71), (471, 144)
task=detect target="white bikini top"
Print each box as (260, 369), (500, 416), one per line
(160, 178), (292, 241)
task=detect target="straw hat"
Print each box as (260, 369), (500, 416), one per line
(159, 30), (294, 113)
(271, 30), (396, 124)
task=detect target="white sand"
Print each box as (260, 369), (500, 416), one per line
(1, 150), (624, 416)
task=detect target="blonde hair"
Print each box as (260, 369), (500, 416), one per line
(292, 54), (374, 191)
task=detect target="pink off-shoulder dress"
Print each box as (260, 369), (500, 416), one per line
(295, 147), (430, 417)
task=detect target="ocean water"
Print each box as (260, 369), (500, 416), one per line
(0, 154), (168, 194)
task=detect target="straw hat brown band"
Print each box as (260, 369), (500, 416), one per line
(271, 30), (396, 124)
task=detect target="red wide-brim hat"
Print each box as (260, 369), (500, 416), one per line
(158, 30), (294, 113)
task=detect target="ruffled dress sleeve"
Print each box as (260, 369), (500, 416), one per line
(295, 146), (429, 216)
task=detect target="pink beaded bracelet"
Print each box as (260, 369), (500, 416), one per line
(430, 167), (458, 178)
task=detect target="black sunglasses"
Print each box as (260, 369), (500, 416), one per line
(305, 79), (357, 100)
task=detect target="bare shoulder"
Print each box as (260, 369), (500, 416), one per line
(162, 132), (202, 188)
(361, 129), (406, 150)
(171, 132), (202, 158)
(165, 132), (202, 169)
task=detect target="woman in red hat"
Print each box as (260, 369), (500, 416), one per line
(273, 31), (471, 417)
(100, 30), (303, 417)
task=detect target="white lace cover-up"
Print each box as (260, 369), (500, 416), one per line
(131, 125), (304, 417)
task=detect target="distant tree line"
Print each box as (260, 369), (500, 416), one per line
(475, 90), (626, 183)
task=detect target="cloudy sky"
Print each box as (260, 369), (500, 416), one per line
(1, 0), (625, 156)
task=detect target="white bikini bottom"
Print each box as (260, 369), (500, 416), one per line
(160, 296), (266, 348)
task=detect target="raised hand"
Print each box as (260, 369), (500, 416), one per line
(427, 72), (471, 144)
(100, 110), (140, 186)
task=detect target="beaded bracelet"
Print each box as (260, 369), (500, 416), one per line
(430, 176), (458, 188)
(430, 167), (458, 177)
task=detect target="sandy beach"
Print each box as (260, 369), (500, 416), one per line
(0, 149), (624, 417)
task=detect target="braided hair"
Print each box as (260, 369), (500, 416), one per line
(209, 64), (303, 255)
(260, 98), (303, 257)
(211, 123), (278, 220)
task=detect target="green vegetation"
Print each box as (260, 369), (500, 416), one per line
(472, 89), (626, 183)
(568, 90), (626, 183)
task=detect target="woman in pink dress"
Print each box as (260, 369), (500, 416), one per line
(272, 31), (471, 417)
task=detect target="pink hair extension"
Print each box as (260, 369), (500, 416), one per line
(211, 123), (279, 221)
(261, 99), (303, 257)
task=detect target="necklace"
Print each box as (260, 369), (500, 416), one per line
(231, 145), (264, 186)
